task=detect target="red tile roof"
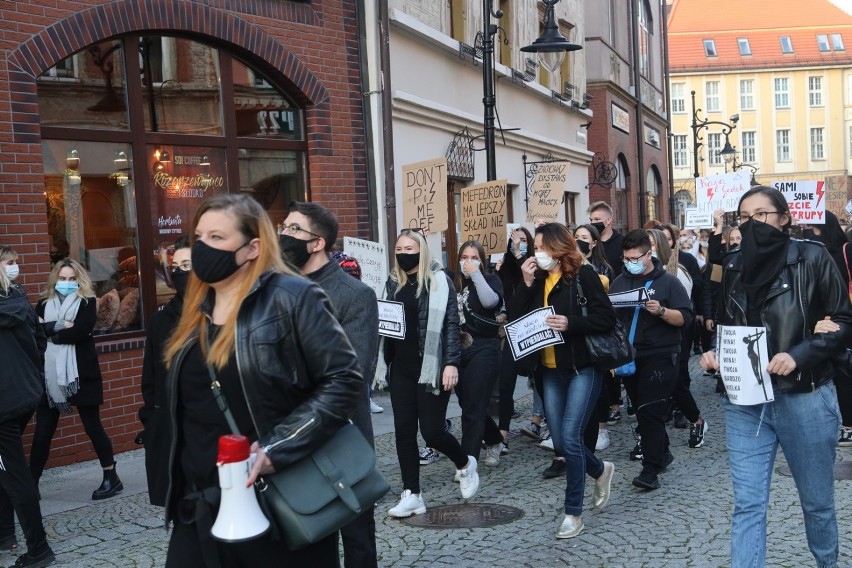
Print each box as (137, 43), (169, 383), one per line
(668, 0), (852, 71)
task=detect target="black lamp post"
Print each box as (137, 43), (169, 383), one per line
(691, 90), (739, 179)
(730, 155), (760, 186)
(475, 0), (579, 182)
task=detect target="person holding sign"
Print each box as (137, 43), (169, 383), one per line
(700, 186), (852, 568)
(374, 229), (478, 518)
(512, 223), (617, 539)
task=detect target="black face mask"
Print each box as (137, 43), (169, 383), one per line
(279, 234), (316, 268)
(191, 240), (249, 284)
(591, 221), (606, 235)
(396, 252), (420, 272)
(171, 269), (190, 298)
(576, 240), (591, 255)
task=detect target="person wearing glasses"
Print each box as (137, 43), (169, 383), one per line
(701, 186), (852, 568)
(140, 236), (191, 508)
(374, 228), (478, 518)
(608, 230), (693, 491)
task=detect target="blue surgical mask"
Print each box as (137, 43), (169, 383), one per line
(519, 243), (527, 255)
(625, 260), (646, 275)
(55, 281), (79, 296)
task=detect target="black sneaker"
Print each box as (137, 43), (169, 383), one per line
(673, 411), (689, 429)
(443, 419), (452, 433)
(419, 447), (441, 465)
(629, 439), (643, 461)
(520, 422), (542, 441)
(661, 451), (674, 472)
(632, 466), (660, 490)
(542, 459), (567, 478)
(607, 409), (622, 425)
(688, 418), (708, 448)
(8, 547), (55, 568)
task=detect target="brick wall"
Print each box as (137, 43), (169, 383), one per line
(1, 0), (370, 468)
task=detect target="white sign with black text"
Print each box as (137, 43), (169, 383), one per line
(504, 306), (564, 361)
(716, 325), (775, 405)
(377, 300), (406, 339)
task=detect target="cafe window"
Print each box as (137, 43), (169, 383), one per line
(38, 35), (307, 337)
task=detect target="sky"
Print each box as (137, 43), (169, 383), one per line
(826, 0), (852, 13)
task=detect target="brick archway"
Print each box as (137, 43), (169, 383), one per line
(7, 0), (329, 143)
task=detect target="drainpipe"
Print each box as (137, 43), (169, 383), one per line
(630, 0), (647, 227)
(661, 1), (675, 223)
(379, 1), (398, 241)
(355, 0), (379, 240)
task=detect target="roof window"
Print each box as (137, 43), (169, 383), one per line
(780, 36), (793, 54)
(704, 39), (717, 57)
(738, 38), (751, 56)
(831, 33), (845, 51)
(817, 34), (830, 52)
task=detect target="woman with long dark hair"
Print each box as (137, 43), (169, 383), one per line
(513, 223), (616, 539)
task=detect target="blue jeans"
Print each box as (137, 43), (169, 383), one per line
(721, 382), (840, 568)
(540, 367), (605, 516)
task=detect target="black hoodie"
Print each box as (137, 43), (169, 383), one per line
(609, 258), (694, 357)
(0, 286), (44, 422)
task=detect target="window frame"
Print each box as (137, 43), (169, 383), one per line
(741, 131), (756, 164)
(810, 127), (825, 161)
(739, 79), (754, 110)
(809, 76), (823, 107)
(737, 38), (751, 56)
(705, 81), (720, 113)
(776, 129), (791, 162)
(774, 77), (789, 108)
(831, 33), (845, 51)
(671, 83), (686, 114)
(703, 39), (717, 57)
(817, 34), (830, 52)
(673, 134), (689, 168)
(780, 36), (794, 54)
(708, 132), (722, 166)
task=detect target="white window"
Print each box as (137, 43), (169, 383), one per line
(831, 33), (845, 51)
(704, 39), (717, 57)
(817, 34), (830, 52)
(774, 77), (789, 108)
(40, 57), (76, 80)
(671, 83), (686, 113)
(673, 135), (689, 168)
(738, 38), (751, 56)
(740, 79), (754, 110)
(809, 76), (823, 107)
(638, 0), (651, 77)
(776, 129), (791, 162)
(810, 127), (825, 160)
(708, 133), (722, 166)
(706, 81), (720, 112)
(780, 36), (793, 54)
(741, 131), (756, 164)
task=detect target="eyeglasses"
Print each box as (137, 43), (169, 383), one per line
(171, 262), (192, 272)
(622, 250), (650, 264)
(399, 227), (424, 235)
(280, 223), (321, 239)
(737, 211), (781, 224)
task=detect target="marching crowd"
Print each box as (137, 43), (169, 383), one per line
(0, 186), (850, 568)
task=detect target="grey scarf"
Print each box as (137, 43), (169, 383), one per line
(43, 294), (82, 412)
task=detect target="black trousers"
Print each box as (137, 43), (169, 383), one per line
(497, 341), (519, 432)
(672, 323), (701, 423)
(0, 414), (49, 556)
(622, 353), (679, 473)
(457, 337), (503, 459)
(29, 403), (115, 480)
(390, 361), (467, 494)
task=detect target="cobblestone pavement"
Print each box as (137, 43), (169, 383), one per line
(5, 356), (851, 567)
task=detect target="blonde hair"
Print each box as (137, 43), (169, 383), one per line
(391, 229), (435, 298)
(41, 258), (96, 300)
(0, 247), (17, 294)
(0, 246), (18, 264)
(164, 194), (293, 370)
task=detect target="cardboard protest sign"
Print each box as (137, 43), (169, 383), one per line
(377, 300), (406, 339)
(608, 287), (650, 308)
(460, 179), (508, 255)
(343, 237), (387, 298)
(401, 158), (448, 233)
(504, 306), (564, 361)
(716, 325), (775, 405)
(684, 208), (714, 230)
(825, 175), (849, 222)
(771, 180), (826, 224)
(526, 162), (569, 223)
(695, 172), (751, 213)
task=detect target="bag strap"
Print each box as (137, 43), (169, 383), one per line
(627, 281), (654, 344)
(844, 243), (851, 283)
(575, 277), (588, 317)
(205, 324), (241, 436)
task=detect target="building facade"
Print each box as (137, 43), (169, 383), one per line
(668, 0), (852, 224)
(0, 0), (372, 466)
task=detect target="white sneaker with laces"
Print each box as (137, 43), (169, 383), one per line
(387, 489), (426, 518)
(595, 429), (611, 451)
(539, 434), (554, 451)
(457, 456), (480, 499)
(369, 399), (384, 414)
(482, 443), (501, 466)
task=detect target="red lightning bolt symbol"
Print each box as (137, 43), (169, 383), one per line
(815, 181), (825, 208)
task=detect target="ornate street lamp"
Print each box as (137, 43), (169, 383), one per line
(691, 90), (739, 179)
(520, 0), (582, 74)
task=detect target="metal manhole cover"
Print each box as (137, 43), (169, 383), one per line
(778, 462), (852, 480)
(401, 503), (524, 528)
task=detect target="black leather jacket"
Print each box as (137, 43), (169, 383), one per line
(160, 271), (362, 519)
(715, 240), (852, 393)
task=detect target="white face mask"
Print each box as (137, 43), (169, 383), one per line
(535, 251), (559, 271)
(4, 264), (19, 281)
(459, 259), (481, 278)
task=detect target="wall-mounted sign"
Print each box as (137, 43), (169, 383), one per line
(611, 103), (630, 133)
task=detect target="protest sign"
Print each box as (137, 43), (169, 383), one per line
(377, 300), (406, 339)
(684, 208), (714, 230)
(343, 236), (387, 298)
(695, 172), (751, 213)
(461, 179), (508, 255)
(401, 158), (448, 232)
(771, 180), (826, 224)
(716, 325), (775, 405)
(526, 162), (569, 223)
(608, 287), (650, 308)
(504, 306), (564, 361)
(825, 175), (849, 221)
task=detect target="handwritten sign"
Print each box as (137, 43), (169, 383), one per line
(401, 158), (448, 232)
(343, 237), (388, 298)
(771, 180), (826, 224)
(377, 300), (406, 339)
(717, 325), (775, 405)
(526, 162), (569, 223)
(826, 175), (849, 221)
(461, 179), (508, 255)
(695, 172), (751, 213)
(608, 287), (650, 308)
(683, 208), (714, 230)
(504, 307), (564, 361)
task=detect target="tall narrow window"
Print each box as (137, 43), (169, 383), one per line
(708, 133), (722, 166)
(705, 81), (720, 112)
(776, 129), (791, 162)
(671, 83), (686, 113)
(638, 0), (652, 77)
(817, 34), (830, 52)
(774, 78), (789, 108)
(704, 39), (717, 57)
(738, 38), (751, 56)
(809, 76), (823, 107)
(739, 79), (754, 110)
(673, 135), (689, 168)
(741, 131), (756, 164)
(810, 127), (825, 160)
(780, 36), (794, 54)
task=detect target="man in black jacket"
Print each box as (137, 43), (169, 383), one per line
(609, 230), (694, 490)
(280, 201), (380, 568)
(588, 201), (623, 272)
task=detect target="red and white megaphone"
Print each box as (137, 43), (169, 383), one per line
(210, 434), (270, 542)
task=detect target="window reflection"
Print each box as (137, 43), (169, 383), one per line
(232, 59), (303, 139)
(238, 149), (305, 223)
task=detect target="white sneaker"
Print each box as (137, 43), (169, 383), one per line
(370, 399), (384, 414)
(539, 434), (554, 451)
(595, 429), (611, 451)
(457, 456), (480, 499)
(387, 489), (426, 518)
(482, 443), (501, 466)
